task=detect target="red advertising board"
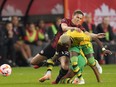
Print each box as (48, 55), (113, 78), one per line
(0, 0), (3, 7)
(1, 0), (64, 16)
(1, 0), (29, 16)
(29, 0), (64, 15)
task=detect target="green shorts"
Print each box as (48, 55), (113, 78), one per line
(69, 46), (81, 53)
(69, 46), (87, 72)
(70, 54), (87, 72)
(81, 42), (94, 55)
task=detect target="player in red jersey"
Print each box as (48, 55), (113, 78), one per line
(31, 10), (84, 82)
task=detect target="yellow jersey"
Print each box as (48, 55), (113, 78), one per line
(65, 30), (91, 46)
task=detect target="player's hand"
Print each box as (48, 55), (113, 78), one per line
(103, 49), (112, 56)
(97, 33), (105, 38)
(74, 27), (82, 32)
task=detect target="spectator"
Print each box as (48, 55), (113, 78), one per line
(96, 16), (115, 43)
(11, 16), (30, 65)
(36, 20), (49, 42)
(82, 13), (97, 33)
(24, 22), (45, 57)
(96, 16), (115, 64)
(47, 17), (62, 40)
(0, 22), (16, 66)
(0, 24), (6, 65)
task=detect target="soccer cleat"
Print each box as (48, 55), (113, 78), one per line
(78, 79), (85, 84)
(33, 65), (40, 69)
(52, 81), (57, 84)
(39, 74), (51, 82)
(72, 78), (85, 85)
(0, 70), (1, 73)
(72, 78), (78, 84)
(95, 60), (102, 74)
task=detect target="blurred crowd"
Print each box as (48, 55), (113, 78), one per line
(0, 14), (116, 67)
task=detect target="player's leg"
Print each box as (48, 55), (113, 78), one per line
(35, 45), (56, 82)
(60, 53), (87, 84)
(52, 55), (70, 84)
(81, 42), (102, 82)
(87, 55), (102, 82)
(31, 54), (46, 65)
(69, 46), (84, 83)
(42, 54), (59, 75)
(59, 69), (75, 84)
(72, 53), (87, 84)
(39, 53), (59, 82)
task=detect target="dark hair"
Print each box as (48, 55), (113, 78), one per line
(73, 10), (84, 16)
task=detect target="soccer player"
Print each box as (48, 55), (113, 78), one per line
(31, 10), (84, 82)
(37, 10), (95, 83)
(31, 10), (111, 83)
(53, 31), (112, 84)
(51, 32), (91, 84)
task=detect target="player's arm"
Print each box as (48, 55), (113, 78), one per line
(93, 37), (112, 55)
(84, 31), (105, 39)
(84, 31), (104, 48)
(61, 23), (81, 32)
(86, 31), (112, 55)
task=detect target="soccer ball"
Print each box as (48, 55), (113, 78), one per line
(0, 64), (12, 76)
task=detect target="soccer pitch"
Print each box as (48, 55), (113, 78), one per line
(0, 65), (116, 87)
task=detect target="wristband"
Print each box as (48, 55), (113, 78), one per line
(102, 47), (106, 51)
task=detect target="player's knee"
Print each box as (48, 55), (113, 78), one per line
(70, 56), (78, 66)
(70, 57), (80, 72)
(88, 57), (96, 66)
(30, 59), (36, 65)
(31, 54), (45, 65)
(61, 60), (69, 70)
(61, 64), (69, 70)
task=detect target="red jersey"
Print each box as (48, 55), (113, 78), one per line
(51, 18), (85, 48)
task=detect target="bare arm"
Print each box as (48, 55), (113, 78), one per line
(84, 31), (112, 55)
(84, 31), (105, 39)
(61, 23), (81, 32)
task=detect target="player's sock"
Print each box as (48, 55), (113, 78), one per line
(70, 56), (80, 73)
(55, 68), (68, 83)
(39, 58), (54, 75)
(88, 57), (96, 66)
(60, 78), (72, 84)
(39, 59), (54, 82)
(95, 60), (102, 74)
(46, 59), (54, 72)
(88, 57), (102, 74)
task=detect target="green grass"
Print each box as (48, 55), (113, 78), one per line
(0, 65), (116, 87)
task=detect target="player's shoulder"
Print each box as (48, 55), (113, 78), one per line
(61, 18), (71, 23)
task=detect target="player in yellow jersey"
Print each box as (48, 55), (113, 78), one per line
(51, 30), (110, 84)
(56, 30), (112, 84)
(38, 10), (111, 84)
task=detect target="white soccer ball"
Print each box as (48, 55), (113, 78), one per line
(0, 64), (12, 76)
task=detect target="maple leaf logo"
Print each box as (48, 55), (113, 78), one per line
(2, 4), (23, 16)
(94, 3), (116, 33)
(51, 4), (63, 14)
